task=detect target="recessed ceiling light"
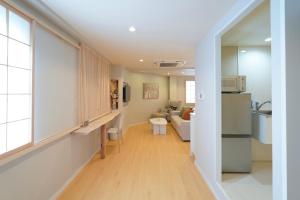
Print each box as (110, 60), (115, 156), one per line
(241, 50), (247, 53)
(139, 59), (143, 62)
(265, 37), (272, 42)
(129, 26), (136, 32)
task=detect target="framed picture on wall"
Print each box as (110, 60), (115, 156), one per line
(143, 83), (159, 99)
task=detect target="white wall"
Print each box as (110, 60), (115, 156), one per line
(123, 71), (169, 129)
(271, 0), (286, 199)
(0, 2), (102, 200)
(195, 0), (290, 199)
(194, 0), (266, 199)
(238, 46), (272, 109)
(0, 131), (99, 200)
(195, 32), (221, 197)
(285, 0), (300, 199)
(221, 46), (238, 75)
(169, 76), (177, 101)
(169, 76), (195, 105)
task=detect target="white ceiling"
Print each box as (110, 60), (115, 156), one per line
(26, 0), (238, 74)
(222, 1), (270, 46)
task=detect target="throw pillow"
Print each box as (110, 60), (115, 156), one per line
(179, 107), (188, 117)
(182, 108), (193, 120)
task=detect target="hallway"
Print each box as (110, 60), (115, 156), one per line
(58, 123), (215, 200)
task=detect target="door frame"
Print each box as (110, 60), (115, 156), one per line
(212, 0), (286, 199)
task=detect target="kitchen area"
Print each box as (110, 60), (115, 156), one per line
(220, 1), (272, 200)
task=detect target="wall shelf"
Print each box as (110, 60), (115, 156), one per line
(74, 110), (121, 136)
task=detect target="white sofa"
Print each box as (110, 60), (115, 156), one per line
(170, 111), (190, 141)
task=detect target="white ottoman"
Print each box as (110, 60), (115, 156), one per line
(150, 118), (167, 135)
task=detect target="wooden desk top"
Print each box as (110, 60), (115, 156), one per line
(74, 110), (121, 135)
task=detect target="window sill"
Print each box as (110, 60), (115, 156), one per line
(0, 125), (80, 167)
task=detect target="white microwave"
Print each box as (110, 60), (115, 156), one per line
(222, 76), (246, 93)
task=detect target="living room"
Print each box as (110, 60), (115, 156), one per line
(0, 0), (201, 198)
(112, 66), (195, 141)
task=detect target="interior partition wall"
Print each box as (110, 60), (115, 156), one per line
(213, 0), (287, 199)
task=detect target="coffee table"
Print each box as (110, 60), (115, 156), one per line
(149, 118), (167, 135)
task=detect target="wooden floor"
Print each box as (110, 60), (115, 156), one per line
(58, 123), (215, 200)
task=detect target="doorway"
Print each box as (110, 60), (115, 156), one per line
(218, 1), (272, 199)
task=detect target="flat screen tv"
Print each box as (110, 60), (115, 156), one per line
(123, 82), (131, 103)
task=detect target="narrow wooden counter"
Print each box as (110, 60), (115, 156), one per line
(73, 110), (121, 158)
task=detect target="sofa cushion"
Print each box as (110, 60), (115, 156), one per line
(171, 115), (182, 125)
(170, 115), (190, 141)
(182, 108), (193, 120)
(179, 106), (189, 118)
(179, 106), (193, 118)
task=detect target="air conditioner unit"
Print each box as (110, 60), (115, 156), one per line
(154, 60), (186, 68)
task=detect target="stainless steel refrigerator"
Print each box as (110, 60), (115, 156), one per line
(222, 93), (252, 173)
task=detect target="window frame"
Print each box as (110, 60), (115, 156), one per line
(185, 80), (196, 104)
(0, 2), (34, 159)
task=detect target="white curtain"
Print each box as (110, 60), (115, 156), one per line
(79, 45), (111, 123)
(99, 58), (111, 115)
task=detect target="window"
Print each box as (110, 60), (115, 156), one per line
(185, 80), (195, 104)
(0, 4), (32, 156)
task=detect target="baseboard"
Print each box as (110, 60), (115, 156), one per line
(49, 148), (100, 200)
(194, 161), (218, 198)
(190, 152), (195, 161)
(216, 181), (231, 200)
(193, 159), (230, 200)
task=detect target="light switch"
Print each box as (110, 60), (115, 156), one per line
(198, 91), (205, 101)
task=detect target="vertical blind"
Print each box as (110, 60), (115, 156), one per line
(80, 45), (111, 123)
